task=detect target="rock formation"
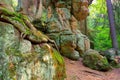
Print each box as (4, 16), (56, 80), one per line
(0, 0), (92, 79)
(31, 0), (90, 60)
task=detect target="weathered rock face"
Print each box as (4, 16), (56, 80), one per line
(0, 0), (91, 79)
(31, 0), (90, 60)
(0, 22), (66, 80)
(0, 0), (66, 79)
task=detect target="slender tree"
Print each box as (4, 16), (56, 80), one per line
(106, 0), (118, 49)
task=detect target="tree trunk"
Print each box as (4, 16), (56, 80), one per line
(106, 0), (118, 49)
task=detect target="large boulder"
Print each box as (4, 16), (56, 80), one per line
(0, 21), (66, 80)
(82, 49), (111, 71)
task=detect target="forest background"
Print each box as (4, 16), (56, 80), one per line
(88, 0), (120, 50)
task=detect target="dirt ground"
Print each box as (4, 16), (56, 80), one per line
(65, 57), (120, 80)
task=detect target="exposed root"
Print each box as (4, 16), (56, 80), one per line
(0, 7), (59, 52)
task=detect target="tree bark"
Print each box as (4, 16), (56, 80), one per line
(106, 0), (118, 49)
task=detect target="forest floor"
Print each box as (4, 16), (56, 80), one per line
(65, 57), (120, 80)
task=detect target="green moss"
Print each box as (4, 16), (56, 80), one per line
(52, 48), (64, 65)
(52, 48), (66, 80)
(11, 17), (26, 26)
(0, 7), (16, 16)
(0, 7), (29, 28)
(0, 7), (27, 19)
(0, 6), (50, 45)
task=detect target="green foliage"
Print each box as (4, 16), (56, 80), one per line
(93, 27), (112, 50)
(88, 0), (120, 50)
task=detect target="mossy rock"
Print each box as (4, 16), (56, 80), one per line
(99, 49), (120, 68)
(82, 49), (111, 71)
(99, 48), (116, 62)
